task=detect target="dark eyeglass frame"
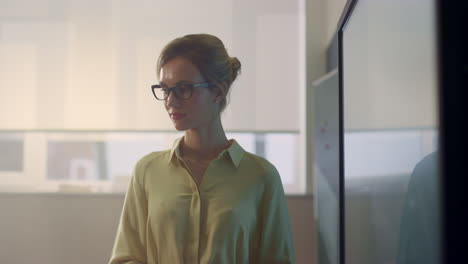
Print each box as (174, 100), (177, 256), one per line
(151, 82), (213, 100)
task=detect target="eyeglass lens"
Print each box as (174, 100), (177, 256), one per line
(154, 84), (192, 100)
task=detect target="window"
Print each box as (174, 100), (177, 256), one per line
(0, 0), (305, 194)
(0, 131), (300, 193)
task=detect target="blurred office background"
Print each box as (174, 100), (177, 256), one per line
(0, 0), (442, 263)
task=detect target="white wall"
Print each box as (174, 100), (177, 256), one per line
(326, 0), (348, 45)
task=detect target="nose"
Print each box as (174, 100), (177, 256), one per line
(165, 90), (180, 108)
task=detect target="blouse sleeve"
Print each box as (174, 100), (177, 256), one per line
(109, 164), (148, 264)
(256, 166), (296, 264)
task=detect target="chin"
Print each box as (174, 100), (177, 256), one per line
(173, 122), (189, 131)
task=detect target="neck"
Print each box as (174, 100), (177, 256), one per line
(181, 116), (231, 161)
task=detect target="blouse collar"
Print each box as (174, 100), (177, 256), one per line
(168, 135), (245, 169)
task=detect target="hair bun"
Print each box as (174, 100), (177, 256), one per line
(230, 57), (241, 82)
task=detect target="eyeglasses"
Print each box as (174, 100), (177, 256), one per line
(151, 82), (213, 100)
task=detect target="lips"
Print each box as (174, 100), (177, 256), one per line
(170, 113), (186, 120)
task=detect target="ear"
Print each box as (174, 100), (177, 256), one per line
(214, 81), (228, 103)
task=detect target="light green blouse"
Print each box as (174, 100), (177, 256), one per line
(109, 136), (295, 264)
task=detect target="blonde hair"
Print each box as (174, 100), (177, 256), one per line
(157, 33), (241, 113)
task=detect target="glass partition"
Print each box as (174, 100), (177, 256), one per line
(342, 0), (441, 263)
(0, 0), (307, 194)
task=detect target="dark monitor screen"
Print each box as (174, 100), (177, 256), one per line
(340, 0), (442, 264)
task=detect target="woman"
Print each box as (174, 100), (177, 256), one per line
(109, 34), (295, 264)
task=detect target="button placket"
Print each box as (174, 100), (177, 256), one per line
(179, 158), (202, 263)
(191, 192), (201, 263)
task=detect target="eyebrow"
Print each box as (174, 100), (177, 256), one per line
(159, 80), (193, 86)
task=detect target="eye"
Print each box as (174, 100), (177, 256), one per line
(176, 83), (193, 93)
(161, 87), (170, 95)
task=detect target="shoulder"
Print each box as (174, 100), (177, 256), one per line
(242, 152), (282, 185)
(132, 150), (171, 183)
(242, 154), (288, 206)
(134, 150), (169, 169)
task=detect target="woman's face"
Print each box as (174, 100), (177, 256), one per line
(160, 56), (220, 131)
